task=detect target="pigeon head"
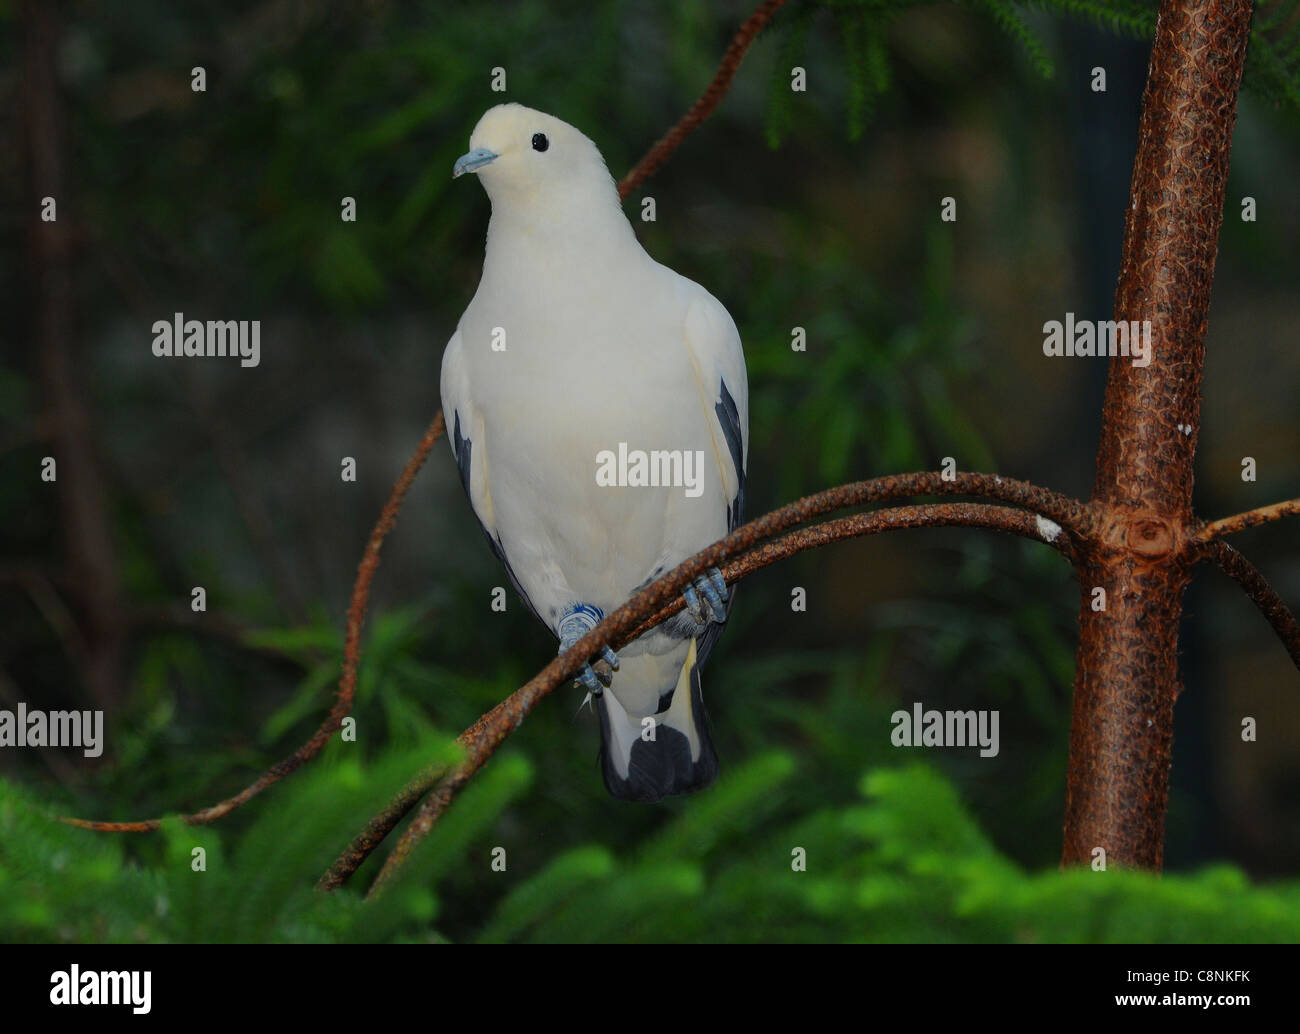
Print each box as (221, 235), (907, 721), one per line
(452, 104), (616, 211)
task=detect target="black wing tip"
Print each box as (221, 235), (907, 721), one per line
(715, 378), (746, 533)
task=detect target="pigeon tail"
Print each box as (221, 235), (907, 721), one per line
(595, 637), (718, 802)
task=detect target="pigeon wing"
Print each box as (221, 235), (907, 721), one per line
(440, 329), (546, 624)
(683, 291), (749, 534)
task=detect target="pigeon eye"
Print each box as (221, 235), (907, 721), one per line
(531, 133), (549, 152)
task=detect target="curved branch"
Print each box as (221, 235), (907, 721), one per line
(624, 500), (1079, 640)
(617, 0), (791, 200)
(352, 497), (1078, 896)
(320, 499), (1076, 891)
(60, 412), (447, 832)
(1205, 540), (1300, 672)
(1199, 497), (1300, 541)
(318, 761), (446, 891)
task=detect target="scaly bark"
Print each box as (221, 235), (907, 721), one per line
(1062, 0), (1255, 868)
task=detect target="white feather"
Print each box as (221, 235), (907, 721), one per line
(440, 103), (747, 730)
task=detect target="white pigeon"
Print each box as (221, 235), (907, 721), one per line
(441, 103), (748, 801)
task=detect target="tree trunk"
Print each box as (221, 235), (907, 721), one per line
(1062, 0), (1255, 868)
(22, 0), (126, 711)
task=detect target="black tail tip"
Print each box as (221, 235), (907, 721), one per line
(600, 727), (719, 802)
(594, 639), (720, 803)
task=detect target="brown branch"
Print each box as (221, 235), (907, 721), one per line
(625, 501), (1080, 639)
(348, 492), (1078, 897)
(320, 498), (1077, 891)
(59, 412), (446, 831)
(1199, 498), (1300, 541)
(1205, 541), (1300, 672)
(617, 0), (790, 200)
(318, 760), (451, 891)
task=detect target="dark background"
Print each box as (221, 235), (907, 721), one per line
(2, 0), (1298, 941)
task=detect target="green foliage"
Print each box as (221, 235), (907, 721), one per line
(765, 2), (819, 148)
(764, 0), (1299, 147)
(1019, 0), (1156, 39)
(841, 8), (893, 140)
(965, 0), (1056, 80)
(6, 759), (1298, 943)
(1249, 0), (1300, 109)
(736, 226), (988, 502)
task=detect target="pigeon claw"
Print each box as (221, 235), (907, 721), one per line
(683, 569), (729, 624)
(558, 602), (618, 694)
(575, 664), (606, 696)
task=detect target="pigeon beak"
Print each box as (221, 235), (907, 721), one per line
(453, 148), (498, 178)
